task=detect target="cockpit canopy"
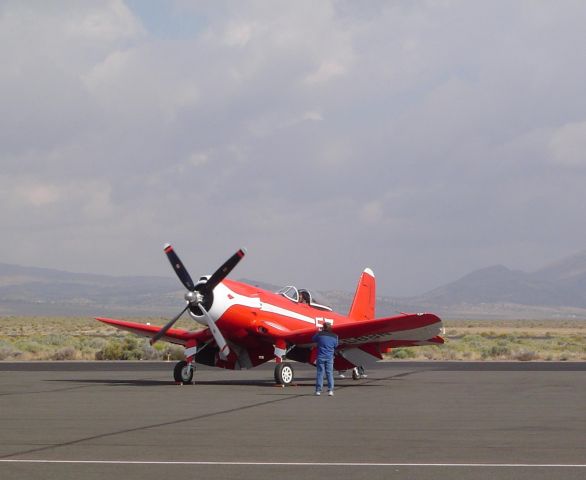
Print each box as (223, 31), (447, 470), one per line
(277, 286), (332, 311)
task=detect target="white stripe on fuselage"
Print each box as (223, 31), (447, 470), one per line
(259, 302), (316, 325)
(191, 283), (316, 328)
(196, 284), (440, 345)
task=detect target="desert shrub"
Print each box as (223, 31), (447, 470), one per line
(461, 334), (482, 343)
(14, 339), (48, 355)
(95, 337), (143, 360)
(167, 345), (186, 361)
(496, 333), (518, 342)
(52, 346), (77, 360)
(0, 341), (23, 360)
(390, 348), (416, 359)
(482, 344), (511, 359)
(423, 346), (447, 360)
(85, 337), (108, 349)
(95, 341), (122, 360)
(140, 342), (162, 360)
(95, 336), (186, 361)
(43, 334), (68, 346)
(515, 350), (540, 361)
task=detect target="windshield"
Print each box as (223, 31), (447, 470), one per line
(277, 286), (332, 311)
(277, 286), (299, 302)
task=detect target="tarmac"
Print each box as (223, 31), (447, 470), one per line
(0, 361), (585, 480)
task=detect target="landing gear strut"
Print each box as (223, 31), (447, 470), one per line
(274, 362), (294, 386)
(352, 366), (367, 380)
(174, 360), (195, 384)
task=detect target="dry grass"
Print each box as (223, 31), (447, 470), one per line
(389, 318), (586, 361)
(0, 316), (192, 361)
(1, 316), (585, 361)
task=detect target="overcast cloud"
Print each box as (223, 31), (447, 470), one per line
(1, 0), (586, 296)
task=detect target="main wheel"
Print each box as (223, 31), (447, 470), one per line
(174, 360), (194, 384)
(352, 367), (360, 380)
(274, 362), (294, 386)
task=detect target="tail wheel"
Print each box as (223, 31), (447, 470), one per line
(174, 360), (194, 384)
(274, 362), (294, 385)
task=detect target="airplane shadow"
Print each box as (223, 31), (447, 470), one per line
(46, 376), (384, 389)
(46, 377), (320, 388)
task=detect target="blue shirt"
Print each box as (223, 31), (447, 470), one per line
(312, 331), (338, 360)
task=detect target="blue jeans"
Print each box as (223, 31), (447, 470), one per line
(315, 357), (334, 392)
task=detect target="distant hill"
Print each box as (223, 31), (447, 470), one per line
(415, 250), (586, 310)
(2, 250), (586, 319)
(0, 263), (182, 317)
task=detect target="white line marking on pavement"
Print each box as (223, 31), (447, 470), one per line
(0, 460), (585, 467)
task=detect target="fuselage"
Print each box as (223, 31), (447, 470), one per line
(189, 279), (344, 341)
(190, 279), (441, 351)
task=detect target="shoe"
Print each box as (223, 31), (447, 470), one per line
(315, 391), (321, 396)
(328, 390), (334, 396)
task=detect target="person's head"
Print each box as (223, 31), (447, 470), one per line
(323, 319), (334, 331)
(300, 290), (311, 304)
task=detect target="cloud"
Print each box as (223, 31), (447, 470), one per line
(304, 60), (347, 84)
(2, 1), (586, 296)
(64, 0), (144, 43)
(18, 183), (62, 208)
(223, 21), (256, 47)
(548, 121), (586, 168)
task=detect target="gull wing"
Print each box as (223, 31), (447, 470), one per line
(96, 317), (212, 346)
(257, 312), (443, 346)
(335, 312), (443, 345)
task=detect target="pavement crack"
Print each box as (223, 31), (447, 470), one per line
(0, 383), (98, 398)
(0, 376), (158, 397)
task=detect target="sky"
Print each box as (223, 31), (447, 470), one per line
(1, 0), (586, 297)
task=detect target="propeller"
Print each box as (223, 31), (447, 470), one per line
(150, 304), (190, 345)
(198, 303), (231, 360)
(163, 244), (195, 291)
(150, 244), (246, 362)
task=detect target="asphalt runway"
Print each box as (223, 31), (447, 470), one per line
(1, 361), (585, 480)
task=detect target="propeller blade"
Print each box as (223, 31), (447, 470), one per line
(164, 244), (195, 291)
(204, 248), (246, 293)
(199, 304), (231, 361)
(150, 304), (189, 345)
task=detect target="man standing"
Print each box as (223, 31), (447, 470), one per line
(312, 319), (338, 396)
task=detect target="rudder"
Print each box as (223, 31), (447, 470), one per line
(348, 268), (376, 321)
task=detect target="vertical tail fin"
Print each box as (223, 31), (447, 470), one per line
(348, 268), (376, 321)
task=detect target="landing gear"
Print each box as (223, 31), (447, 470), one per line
(352, 366), (367, 380)
(174, 360), (195, 384)
(274, 362), (294, 386)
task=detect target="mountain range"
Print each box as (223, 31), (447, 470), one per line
(1, 250), (586, 320)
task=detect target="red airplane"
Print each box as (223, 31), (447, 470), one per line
(97, 245), (444, 385)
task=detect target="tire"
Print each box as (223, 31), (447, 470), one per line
(174, 360), (194, 384)
(274, 362), (294, 385)
(352, 367), (360, 380)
